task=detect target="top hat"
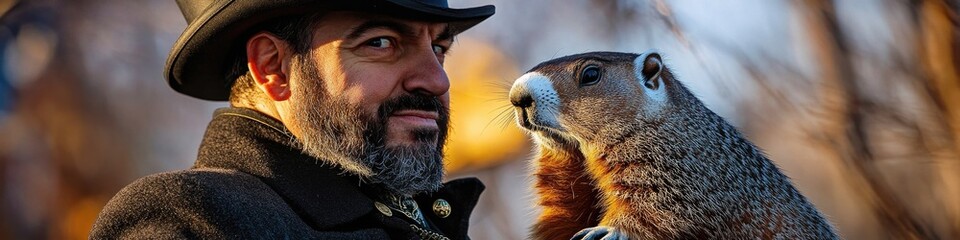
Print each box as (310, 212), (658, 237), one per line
(166, 0), (495, 101)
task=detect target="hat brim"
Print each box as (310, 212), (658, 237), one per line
(165, 0), (495, 101)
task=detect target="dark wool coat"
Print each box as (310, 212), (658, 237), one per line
(90, 107), (485, 240)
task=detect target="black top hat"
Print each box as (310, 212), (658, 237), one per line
(166, 0), (495, 101)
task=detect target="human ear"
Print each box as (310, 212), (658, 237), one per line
(246, 32), (291, 101)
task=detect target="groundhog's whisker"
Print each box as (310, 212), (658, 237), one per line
(481, 105), (515, 135)
(483, 78), (514, 90)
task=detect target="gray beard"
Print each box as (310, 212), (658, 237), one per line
(286, 55), (446, 196)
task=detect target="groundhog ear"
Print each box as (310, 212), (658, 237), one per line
(641, 53), (663, 90)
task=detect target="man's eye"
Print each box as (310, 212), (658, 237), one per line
(366, 37), (393, 48)
(432, 45), (446, 55)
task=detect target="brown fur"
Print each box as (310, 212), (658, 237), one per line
(530, 142), (603, 240)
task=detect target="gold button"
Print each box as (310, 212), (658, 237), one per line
(374, 201), (392, 217)
(432, 199), (451, 218)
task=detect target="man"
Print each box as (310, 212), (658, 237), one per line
(91, 0), (495, 239)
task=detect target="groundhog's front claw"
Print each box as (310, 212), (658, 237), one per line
(571, 226), (628, 240)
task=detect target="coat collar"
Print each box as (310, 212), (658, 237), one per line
(194, 107), (375, 230)
(192, 107), (484, 238)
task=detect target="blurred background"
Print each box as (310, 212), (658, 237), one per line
(0, 0), (958, 239)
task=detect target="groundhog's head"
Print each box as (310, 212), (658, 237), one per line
(509, 51), (682, 148)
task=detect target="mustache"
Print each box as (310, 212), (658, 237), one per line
(377, 94), (446, 118)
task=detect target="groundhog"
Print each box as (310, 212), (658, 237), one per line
(509, 51), (838, 239)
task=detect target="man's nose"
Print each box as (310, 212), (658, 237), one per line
(402, 46), (450, 96)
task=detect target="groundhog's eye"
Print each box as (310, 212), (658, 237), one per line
(580, 65), (602, 86)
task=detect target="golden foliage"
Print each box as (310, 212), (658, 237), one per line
(442, 38), (530, 174)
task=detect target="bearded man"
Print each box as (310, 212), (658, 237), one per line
(90, 0), (495, 239)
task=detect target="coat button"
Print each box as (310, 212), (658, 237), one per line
(374, 201), (392, 217)
(432, 199), (451, 218)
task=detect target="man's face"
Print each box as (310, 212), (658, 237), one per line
(282, 12), (454, 195)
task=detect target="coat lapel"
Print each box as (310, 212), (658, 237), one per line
(415, 178), (485, 240)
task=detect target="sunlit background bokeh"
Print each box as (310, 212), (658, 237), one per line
(1, 0), (959, 239)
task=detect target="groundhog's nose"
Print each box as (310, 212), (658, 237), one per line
(511, 93), (533, 108)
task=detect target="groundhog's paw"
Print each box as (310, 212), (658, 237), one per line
(571, 226), (628, 240)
